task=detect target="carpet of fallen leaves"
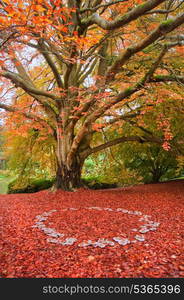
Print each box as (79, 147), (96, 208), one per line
(0, 180), (184, 278)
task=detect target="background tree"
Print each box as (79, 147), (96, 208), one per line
(4, 128), (56, 186)
(83, 95), (184, 185)
(0, 0), (184, 190)
(122, 144), (178, 183)
(0, 126), (6, 169)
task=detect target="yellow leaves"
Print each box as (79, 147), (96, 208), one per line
(73, 28), (103, 51)
(116, 127), (124, 135)
(176, 156), (184, 176)
(69, 115), (80, 120)
(113, 79), (130, 91)
(155, 86), (183, 103)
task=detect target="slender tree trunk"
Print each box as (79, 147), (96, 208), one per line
(151, 168), (162, 183)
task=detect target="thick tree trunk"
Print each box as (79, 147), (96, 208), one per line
(52, 116), (93, 191)
(53, 123), (85, 190)
(55, 159), (83, 191)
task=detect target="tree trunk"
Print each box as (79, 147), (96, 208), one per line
(55, 159), (83, 191)
(151, 168), (162, 183)
(53, 122), (85, 190)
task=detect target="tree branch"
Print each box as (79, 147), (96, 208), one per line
(0, 103), (55, 131)
(38, 40), (64, 89)
(8, 53), (60, 116)
(103, 112), (140, 127)
(151, 75), (184, 84)
(0, 70), (59, 101)
(80, 0), (128, 13)
(82, 0), (166, 29)
(67, 45), (170, 161)
(106, 12), (184, 83)
(144, 1), (184, 15)
(78, 57), (98, 84)
(86, 135), (162, 156)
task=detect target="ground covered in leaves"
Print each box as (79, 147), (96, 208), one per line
(0, 180), (184, 278)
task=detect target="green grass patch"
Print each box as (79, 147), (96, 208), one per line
(170, 176), (184, 180)
(0, 175), (15, 194)
(8, 178), (55, 194)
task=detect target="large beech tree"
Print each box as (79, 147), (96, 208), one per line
(0, 0), (184, 190)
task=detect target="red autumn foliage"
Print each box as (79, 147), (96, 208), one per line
(0, 180), (184, 278)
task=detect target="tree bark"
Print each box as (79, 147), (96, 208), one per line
(151, 168), (162, 183)
(55, 159), (83, 191)
(54, 122), (85, 191)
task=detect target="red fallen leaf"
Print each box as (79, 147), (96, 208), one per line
(0, 180), (184, 278)
(87, 256), (95, 262)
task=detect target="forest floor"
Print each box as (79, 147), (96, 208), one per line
(0, 180), (184, 278)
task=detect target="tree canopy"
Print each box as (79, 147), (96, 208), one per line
(0, 0), (184, 190)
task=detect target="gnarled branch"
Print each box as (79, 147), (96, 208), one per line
(0, 70), (59, 101)
(86, 134), (162, 156)
(106, 12), (184, 83)
(82, 0), (166, 29)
